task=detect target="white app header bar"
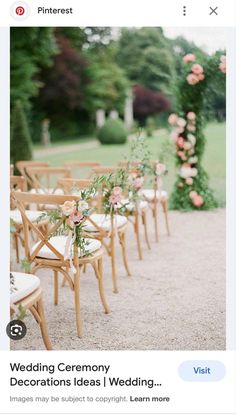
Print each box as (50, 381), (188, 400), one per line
(1, 0), (236, 27)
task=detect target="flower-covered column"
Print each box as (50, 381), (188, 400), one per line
(169, 53), (226, 211)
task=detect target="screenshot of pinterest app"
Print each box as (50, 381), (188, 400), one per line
(0, 0), (236, 418)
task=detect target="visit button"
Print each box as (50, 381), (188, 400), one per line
(179, 360), (226, 382)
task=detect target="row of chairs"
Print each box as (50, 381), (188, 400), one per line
(10, 159), (170, 350)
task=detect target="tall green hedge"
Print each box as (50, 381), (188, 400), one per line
(11, 101), (33, 171)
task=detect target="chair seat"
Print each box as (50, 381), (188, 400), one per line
(84, 214), (127, 232)
(121, 199), (148, 212)
(10, 272), (40, 304)
(32, 236), (102, 260)
(10, 210), (45, 225)
(142, 189), (168, 201)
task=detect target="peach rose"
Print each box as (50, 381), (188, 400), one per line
(187, 124), (196, 132)
(193, 195), (204, 207)
(113, 186), (122, 196)
(186, 177), (193, 186)
(187, 112), (196, 121)
(219, 62), (226, 74)
(61, 200), (76, 216)
(133, 176), (144, 190)
(109, 193), (122, 206)
(156, 163), (167, 176)
(183, 54), (196, 63)
(183, 141), (192, 151)
(189, 191), (198, 199)
(191, 64), (204, 75)
(197, 73), (205, 81)
(186, 73), (199, 85)
(177, 137), (184, 148)
(168, 113), (178, 125)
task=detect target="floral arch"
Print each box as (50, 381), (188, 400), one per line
(168, 53), (226, 211)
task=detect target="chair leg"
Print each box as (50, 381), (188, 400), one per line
(14, 233), (20, 264)
(110, 234), (118, 294)
(119, 231), (132, 277)
(162, 200), (170, 236)
(142, 211), (151, 250)
(153, 203), (159, 242)
(37, 298), (52, 350)
(73, 268), (82, 337)
(53, 270), (59, 305)
(134, 213), (143, 260)
(97, 257), (110, 314)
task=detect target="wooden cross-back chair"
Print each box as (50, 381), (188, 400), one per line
(10, 176), (48, 263)
(119, 160), (170, 242)
(11, 191), (110, 337)
(16, 161), (49, 188)
(57, 177), (131, 294)
(26, 166), (71, 193)
(10, 271), (52, 350)
(101, 163), (152, 261)
(142, 159), (170, 242)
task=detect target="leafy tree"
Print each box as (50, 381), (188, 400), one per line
(133, 85), (170, 125)
(10, 28), (57, 109)
(118, 28), (174, 93)
(11, 101), (33, 169)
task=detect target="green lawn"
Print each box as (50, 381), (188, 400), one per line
(35, 122), (226, 206)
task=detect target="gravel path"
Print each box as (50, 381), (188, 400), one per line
(11, 209), (225, 351)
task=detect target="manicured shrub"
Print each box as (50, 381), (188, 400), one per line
(11, 101), (33, 172)
(98, 119), (127, 145)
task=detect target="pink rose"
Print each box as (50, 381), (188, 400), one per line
(187, 112), (196, 121)
(191, 64), (204, 75)
(186, 73), (199, 85)
(183, 54), (196, 63)
(109, 193), (122, 206)
(170, 130), (179, 142)
(186, 177), (193, 186)
(193, 195), (204, 207)
(69, 209), (84, 225)
(189, 191), (198, 199)
(197, 73), (205, 81)
(113, 186), (122, 196)
(177, 137), (184, 148)
(168, 113), (178, 125)
(133, 176), (144, 190)
(156, 163), (166, 176)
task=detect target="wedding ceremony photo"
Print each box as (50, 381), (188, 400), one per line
(9, 26), (226, 351)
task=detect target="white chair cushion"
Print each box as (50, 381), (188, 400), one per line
(142, 189), (168, 201)
(32, 236), (101, 259)
(10, 272), (40, 304)
(121, 199), (148, 212)
(10, 210), (45, 225)
(83, 214), (127, 232)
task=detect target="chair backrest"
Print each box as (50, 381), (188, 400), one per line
(92, 166), (116, 176)
(57, 178), (93, 194)
(64, 161), (101, 179)
(64, 161), (100, 168)
(16, 161), (49, 187)
(10, 176), (27, 209)
(12, 191), (105, 262)
(26, 167), (71, 192)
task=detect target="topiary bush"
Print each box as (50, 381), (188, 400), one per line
(98, 119), (127, 145)
(11, 100), (33, 172)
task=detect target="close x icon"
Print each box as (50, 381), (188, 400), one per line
(209, 6), (219, 15)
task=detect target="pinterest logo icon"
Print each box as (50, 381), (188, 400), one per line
(10, 2), (30, 20)
(15, 6), (25, 15)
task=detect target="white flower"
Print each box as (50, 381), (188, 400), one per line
(61, 200), (76, 216)
(177, 118), (187, 128)
(189, 156), (198, 164)
(77, 200), (89, 212)
(187, 134), (196, 146)
(180, 167), (198, 179)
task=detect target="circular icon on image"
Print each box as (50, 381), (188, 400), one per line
(6, 320), (27, 340)
(10, 2), (30, 20)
